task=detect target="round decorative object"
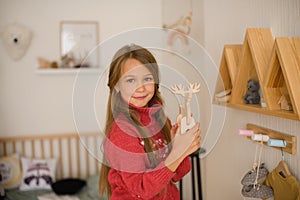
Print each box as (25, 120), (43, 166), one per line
(0, 154), (22, 189)
(0, 23), (32, 61)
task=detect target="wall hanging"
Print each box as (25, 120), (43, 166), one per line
(60, 21), (99, 68)
(162, 0), (193, 54)
(0, 23), (32, 61)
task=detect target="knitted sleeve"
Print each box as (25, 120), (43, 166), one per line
(172, 156), (191, 182)
(105, 119), (176, 199)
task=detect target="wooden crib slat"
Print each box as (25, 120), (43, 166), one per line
(12, 142), (16, 154)
(58, 139), (63, 179)
(49, 139), (56, 178)
(49, 140), (53, 158)
(3, 143), (7, 156)
(76, 137), (80, 178)
(0, 144), (2, 157)
(85, 137), (90, 177)
(0, 132), (100, 180)
(41, 139), (45, 159)
(94, 136), (98, 173)
(67, 138), (72, 177)
(31, 140), (35, 158)
(21, 141), (25, 157)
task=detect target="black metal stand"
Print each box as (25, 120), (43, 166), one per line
(179, 148), (206, 200)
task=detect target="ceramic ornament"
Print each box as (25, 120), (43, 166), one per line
(0, 23), (32, 61)
(171, 83), (200, 134)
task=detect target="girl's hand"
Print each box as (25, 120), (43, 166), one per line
(170, 123), (179, 139)
(165, 123), (201, 172)
(172, 122), (201, 158)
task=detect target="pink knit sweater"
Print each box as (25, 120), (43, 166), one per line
(104, 101), (191, 199)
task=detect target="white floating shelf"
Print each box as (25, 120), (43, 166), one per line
(35, 68), (102, 75)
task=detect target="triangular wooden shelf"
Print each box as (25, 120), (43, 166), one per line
(264, 37), (300, 119)
(215, 28), (300, 121)
(231, 28), (274, 106)
(214, 44), (242, 104)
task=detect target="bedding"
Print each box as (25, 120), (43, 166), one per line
(0, 132), (105, 200)
(4, 173), (107, 200)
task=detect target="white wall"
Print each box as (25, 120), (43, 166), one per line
(1, 0), (300, 199)
(201, 0), (300, 199)
(0, 0), (162, 136)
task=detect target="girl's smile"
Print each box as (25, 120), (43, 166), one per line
(116, 58), (155, 107)
(132, 95), (147, 100)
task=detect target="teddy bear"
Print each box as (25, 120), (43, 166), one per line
(243, 80), (260, 104)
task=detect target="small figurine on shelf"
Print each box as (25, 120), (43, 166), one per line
(171, 83), (200, 134)
(278, 95), (293, 111)
(60, 52), (90, 68)
(215, 89), (231, 103)
(60, 52), (76, 68)
(37, 57), (58, 69)
(243, 80), (260, 104)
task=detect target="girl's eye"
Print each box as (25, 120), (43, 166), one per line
(126, 79), (135, 83)
(145, 77), (153, 82)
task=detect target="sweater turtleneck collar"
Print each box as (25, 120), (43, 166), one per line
(128, 98), (162, 127)
(129, 98), (161, 114)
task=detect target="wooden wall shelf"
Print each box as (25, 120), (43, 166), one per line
(214, 28), (300, 121)
(231, 28), (274, 105)
(214, 44), (242, 97)
(227, 103), (299, 120)
(35, 68), (101, 75)
(264, 38), (300, 117)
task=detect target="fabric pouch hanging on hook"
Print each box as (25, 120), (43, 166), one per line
(241, 139), (274, 199)
(241, 142), (269, 186)
(241, 163), (269, 185)
(241, 183), (274, 199)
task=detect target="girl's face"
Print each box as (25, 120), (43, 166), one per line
(117, 58), (155, 107)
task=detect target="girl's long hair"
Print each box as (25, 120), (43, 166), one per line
(99, 44), (172, 198)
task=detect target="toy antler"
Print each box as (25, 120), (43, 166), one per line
(171, 84), (186, 97)
(188, 83), (201, 93)
(171, 83), (201, 126)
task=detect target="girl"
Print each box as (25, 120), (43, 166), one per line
(99, 44), (201, 200)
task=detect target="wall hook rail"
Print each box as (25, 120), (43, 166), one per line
(246, 123), (297, 155)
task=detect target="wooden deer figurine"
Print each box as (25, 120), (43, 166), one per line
(171, 83), (200, 134)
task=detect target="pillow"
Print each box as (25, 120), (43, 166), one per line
(51, 178), (86, 195)
(19, 157), (57, 191)
(0, 153), (22, 189)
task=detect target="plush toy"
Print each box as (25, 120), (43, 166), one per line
(243, 80), (260, 104)
(0, 23), (32, 61)
(278, 95), (292, 111)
